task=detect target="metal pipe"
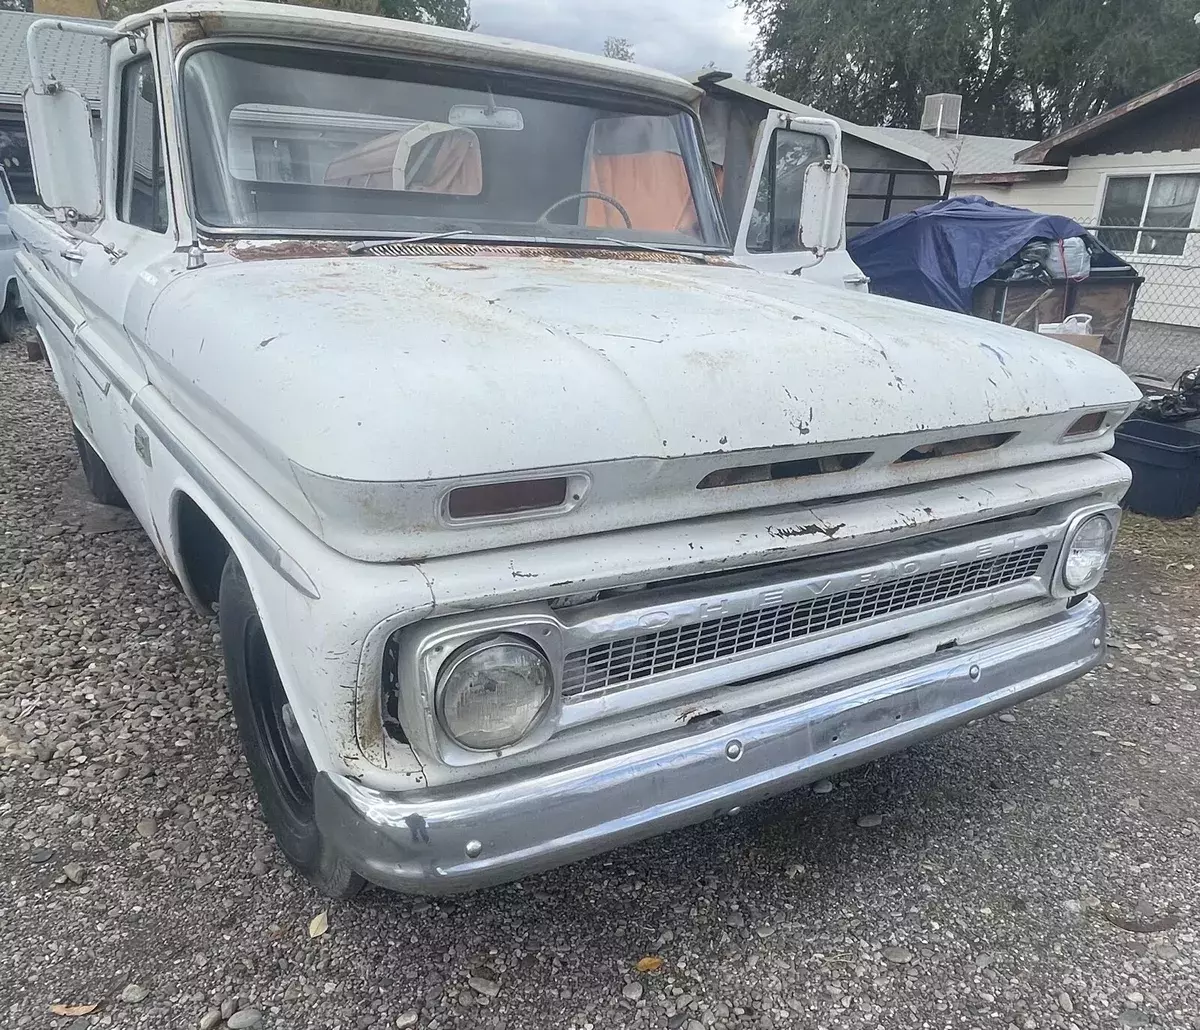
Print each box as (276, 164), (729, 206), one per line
(27, 18), (123, 93)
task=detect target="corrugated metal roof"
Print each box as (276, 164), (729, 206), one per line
(695, 75), (945, 170)
(870, 126), (1051, 176)
(0, 10), (108, 108)
(692, 76), (1059, 177)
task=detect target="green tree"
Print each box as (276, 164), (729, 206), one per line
(102, 0), (472, 28)
(603, 36), (635, 62)
(738, 0), (1200, 138)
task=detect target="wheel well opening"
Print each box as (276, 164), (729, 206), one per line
(176, 494), (231, 610)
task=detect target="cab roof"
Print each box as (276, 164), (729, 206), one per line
(122, 0), (702, 106)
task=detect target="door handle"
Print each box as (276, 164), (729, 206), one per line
(60, 249), (85, 264)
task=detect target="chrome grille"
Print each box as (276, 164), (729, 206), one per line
(561, 545), (1049, 697)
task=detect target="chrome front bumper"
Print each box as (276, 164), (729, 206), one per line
(316, 596), (1105, 895)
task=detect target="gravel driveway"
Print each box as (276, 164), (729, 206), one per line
(2, 339), (1198, 1030)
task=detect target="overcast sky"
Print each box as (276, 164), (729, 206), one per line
(470, 0), (757, 78)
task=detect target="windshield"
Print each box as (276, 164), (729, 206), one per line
(180, 44), (727, 250)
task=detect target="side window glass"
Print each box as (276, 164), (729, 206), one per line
(117, 60), (168, 233)
(747, 129), (829, 253)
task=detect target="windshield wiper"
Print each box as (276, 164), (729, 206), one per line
(594, 237), (709, 263)
(347, 229), (476, 253)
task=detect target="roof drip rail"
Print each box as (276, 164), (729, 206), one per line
(27, 18), (134, 95)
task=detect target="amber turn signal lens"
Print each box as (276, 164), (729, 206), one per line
(1065, 412), (1107, 437)
(447, 478), (569, 520)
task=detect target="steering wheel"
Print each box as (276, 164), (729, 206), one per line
(537, 191), (633, 229)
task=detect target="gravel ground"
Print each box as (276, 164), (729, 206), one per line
(2, 334), (1199, 1030)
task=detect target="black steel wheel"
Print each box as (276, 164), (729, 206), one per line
(0, 295), (19, 342)
(219, 555), (365, 899)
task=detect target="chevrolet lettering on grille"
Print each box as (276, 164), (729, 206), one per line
(561, 543), (1049, 697)
(622, 539), (1007, 636)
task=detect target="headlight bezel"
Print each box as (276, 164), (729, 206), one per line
(406, 611), (565, 766)
(1054, 506), (1120, 596)
(435, 633), (555, 752)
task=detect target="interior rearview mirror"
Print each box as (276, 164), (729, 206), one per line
(23, 86), (102, 220)
(800, 161), (850, 253)
(449, 104), (524, 131)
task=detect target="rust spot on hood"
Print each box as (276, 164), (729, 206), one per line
(767, 522), (846, 540)
(229, 239), (349, 261)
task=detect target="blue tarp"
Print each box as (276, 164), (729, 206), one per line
(846, 196), (1091, 313)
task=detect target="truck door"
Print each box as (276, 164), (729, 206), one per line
(54, 51), (171, 535)
(734, 111), (867, 291)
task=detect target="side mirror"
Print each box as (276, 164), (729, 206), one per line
(23, 86), (102, 221)
(800, 161), (850, 253)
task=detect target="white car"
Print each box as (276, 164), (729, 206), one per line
(14, 0), (1139, 897)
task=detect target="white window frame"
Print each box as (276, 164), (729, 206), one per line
(1094, 168), (1200, 265)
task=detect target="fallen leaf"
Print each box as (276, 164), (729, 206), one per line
(51, 1003), (99, 1016)
(309, 910), (329, 938)
(635, 956), (664, 973)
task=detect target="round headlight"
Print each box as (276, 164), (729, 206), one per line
(437, 635), (553, 751)
(1062, 514), (1115, 591)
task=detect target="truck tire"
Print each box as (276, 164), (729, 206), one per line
(72, 427), (128, 508)
(0, 294), (18, 342)
(218, 555), (366, 900)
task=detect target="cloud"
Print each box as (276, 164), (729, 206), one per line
(471, 0), (756, 77)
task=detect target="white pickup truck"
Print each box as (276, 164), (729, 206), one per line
(16, 0), (1139, 898)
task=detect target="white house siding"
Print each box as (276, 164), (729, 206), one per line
(952, 150), (1200, 330)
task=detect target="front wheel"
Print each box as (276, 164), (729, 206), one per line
(0, 296), (19, 342)
(219, 556), (366, 899)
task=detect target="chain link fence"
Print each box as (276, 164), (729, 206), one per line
(1085, 225), (1200, 383)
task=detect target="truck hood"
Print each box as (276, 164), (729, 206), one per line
(143, 251), (1139, 560)
(149, 251), (1136, 482)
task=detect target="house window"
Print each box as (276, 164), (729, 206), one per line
(1097, 173), (1200, 257)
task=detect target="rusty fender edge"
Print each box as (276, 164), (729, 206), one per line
(314, 597), (1105, 895)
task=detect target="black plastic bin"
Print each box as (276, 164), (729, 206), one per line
(1111, 418), (1200, 519)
